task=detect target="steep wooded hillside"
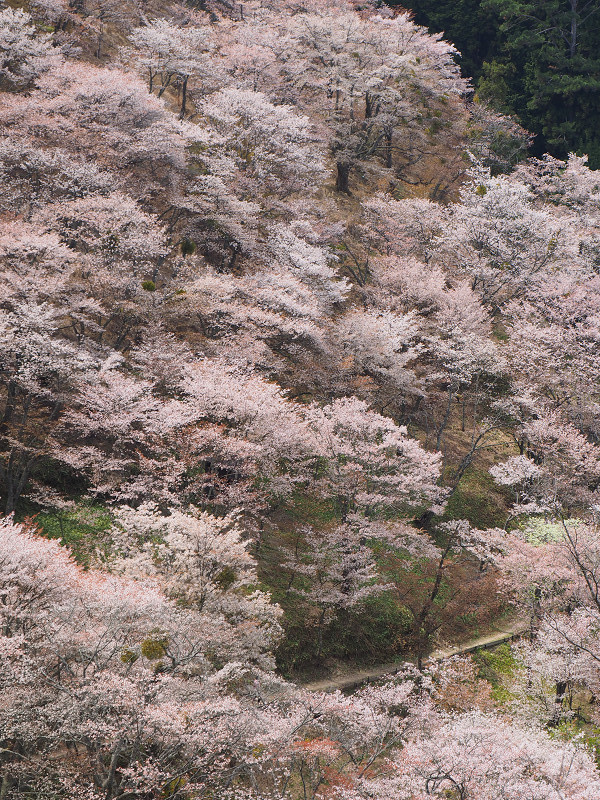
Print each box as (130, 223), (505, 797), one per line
(2, 1), (600, 798)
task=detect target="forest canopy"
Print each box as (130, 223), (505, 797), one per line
(2, 0), (600, 798)
(388, 0), (600, 166)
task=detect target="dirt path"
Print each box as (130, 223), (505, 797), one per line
(300, 621), (529, 693)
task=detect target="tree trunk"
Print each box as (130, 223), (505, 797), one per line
(4, 451), (37, 514)
(336, 161), (351, 194)
(0, 381), (16, 431)
(385, 129), (393, 168)
(549, 680), (569, 726)
(316, 609), (327, 658)
(0, 774), (11, 800)
(570, 0), (578, 58)
(95, 21), (104, 60)
(436, 388), (454, 451)
(179, 75), (188, 120)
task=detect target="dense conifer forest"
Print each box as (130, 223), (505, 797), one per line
(391, 0), (600, 166)
(2, 0), (600, 797)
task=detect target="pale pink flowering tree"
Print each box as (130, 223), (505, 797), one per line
(37, 193), (168, 273)
(338, 710), (600, 800)
(0, 140), (112, 217)
(489, 517), (600, 722)
(127, 18), (217, 117)
(224, 3), (467, 192)
(434, 164), (565, 309)
(502, 274), (600, 444)
(278, 8), (466, 192)
(0, 7), (60, 91)
(335, 308), (421, 399)
(199, 88), (326, 197)
(344, 223), (507, 479)
(490, 413), (600, 515)
(0, 515), (299, 799)
(179, 359), (318, 496)
(362, 195), (446, 262)
(516, 152), (600, 218)
(59, 357), (315, 512)
(304, 396), (443, 520)
(7, 62), (196, 196)
(0, 299), (100, 512)
(0, 222), (82, 303)
(111, 502), (283, 667)
(283, 522), (386, 657)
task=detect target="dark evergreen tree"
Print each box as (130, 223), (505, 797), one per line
(389, 0), (600, 167)
(479, 0), (600, 165)
(385, 0), (501, 80)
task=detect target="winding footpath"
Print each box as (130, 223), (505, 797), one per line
(301, 621), (529, 693)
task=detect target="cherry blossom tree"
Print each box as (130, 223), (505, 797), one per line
(0, 300), (98, 512)
(0, 62), (196, 203)
(178, 223), (348, 372)
(433, 163), (566, 309)
(334, 308), (421, 400)
(228, 4), (467, 192)
(0, 139), (112, 217)
(488, 516), (600, 723)
(339, 710), (600, 800)
(0, 7), (60, 92)
(304, 397), (444, 520)
(0, 515), (295, 799)
(200, 87), (326, 197)
(127, 18), (217, 117)
(490, 413), (600, 515)
(61, 357), (315, 511)
(283, 522), (386, 657)
(111, 503), (283, 667)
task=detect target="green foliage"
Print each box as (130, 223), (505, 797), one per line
(214, 566), (237, 590)
(283, 490), (340, 527)
(34, 502), (113, 566)
(141, 279), (156, 291)
(477, 60), (518, 113)
(442, 468), (509, 529)
(578, 725), (600, 767)
(519, 516), (576, 544)
(141, 636), (169, 660)
(473, 642), (519, 702)
(389, 0), (600, 167)
(482, 0), (600, 165)
(275, 591), (412, 676)
(120, 648), (139, 664)
(474, 642), (518, 682)
(180, 238), (196, 256)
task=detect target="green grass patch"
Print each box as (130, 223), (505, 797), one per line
(442, 467), (509, 529)
(275, 592), (413, 677)
(473, 642), (518, 684)
(473, 642), (519, 704)
(34, 502), (113, 566)
(282, 490), (341, 526)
